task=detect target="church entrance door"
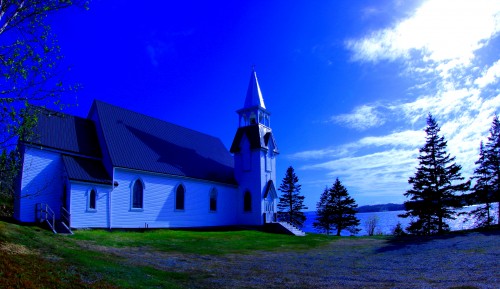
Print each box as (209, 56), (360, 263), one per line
(264, 194), (276, 223)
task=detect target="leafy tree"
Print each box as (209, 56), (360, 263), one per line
(1, 0), (87, 149)
(466, 141), (495, 228)
(313, 178), (360, 236)
(364, 214), (379, 236)
(0, 1), (86, 215)
(400, 114), (469, 235)
(277, 166), (307, 228)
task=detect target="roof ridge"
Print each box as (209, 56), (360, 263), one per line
(92, 99), (223, 142)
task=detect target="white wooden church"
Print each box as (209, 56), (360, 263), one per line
(14, 70), (306, 234)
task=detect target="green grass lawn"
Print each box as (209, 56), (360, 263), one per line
(0, 221), (336, 288)
(70, 228), (334, 255)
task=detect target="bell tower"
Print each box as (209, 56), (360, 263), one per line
(230, 69), (279, 225)
(237, 69), (270, 127)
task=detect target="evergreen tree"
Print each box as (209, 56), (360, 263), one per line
(400, 114), (469, 235)
(313, 187), (334, 235)
(313, 178), (360, 236)
(467, 142), (495, 227)
(483, 115), (500, 225)
(277, 166), (307, 228)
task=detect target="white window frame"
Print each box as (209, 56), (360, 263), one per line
(130, 178), (145, 211)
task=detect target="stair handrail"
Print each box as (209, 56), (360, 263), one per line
(60, 206), (71, 228)
(37, 203), (56, 233)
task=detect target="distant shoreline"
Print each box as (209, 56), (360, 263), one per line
(356, 203), (405, 213)
(305, 203), (405, 214)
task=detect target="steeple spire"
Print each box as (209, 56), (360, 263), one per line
(237, 69), (270, 127)
(244, 69), (266, 109)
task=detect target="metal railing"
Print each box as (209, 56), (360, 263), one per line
(61, 206), (70, 227)
(60, 206), (73, 234)
(36, 203), (56, 233)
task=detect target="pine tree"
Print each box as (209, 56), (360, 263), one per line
(400, 114), (469, 235)
(313, 178), (360, 236)
(313, 187), (334, 235)
(467, 142), (495, 227)
(475, 115), (500, 226)
(277, 166), (307, 228)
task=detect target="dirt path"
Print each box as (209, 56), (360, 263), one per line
(78, 231), (500, 289)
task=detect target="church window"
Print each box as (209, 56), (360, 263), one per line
(88, 188), (97, 211)
(175, 184), (185, 210)
(244, 191), (252, 212)
(241, 137), (251, 171)
(209, 188), (217, 212)
(131, 179), (144, 209)
(265, 149), (273, 172)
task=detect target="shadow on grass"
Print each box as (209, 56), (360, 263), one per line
(376, 226), (500, 253)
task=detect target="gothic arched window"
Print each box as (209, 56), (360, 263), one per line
(89, 188), (96, 210)
(132, 179), (144, 209)
(209, 188), (217, 212)
(244, 191), (252, 212)
(175, 184), (185, 210)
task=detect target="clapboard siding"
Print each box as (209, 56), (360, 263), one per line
(234, 146), (269, 226)
(110, 168), (238, 228)
(69, 182), (110, 228)
(15, 147), (64, 222)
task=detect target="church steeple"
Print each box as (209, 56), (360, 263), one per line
(231, 69), (279, 226)
(244, 69), (266, 109)
(237, 69), (271, 127)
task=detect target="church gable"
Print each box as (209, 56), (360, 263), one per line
(27, 108), (102, 158)
(264, 180), (278, 199)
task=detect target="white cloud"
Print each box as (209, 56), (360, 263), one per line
(330, 105), (385, 130)
(288, 148), (339, 160)
(288, 129), (424, 161)
(357, 130), (424, 148)
(475, 59), (500, 88)
(301, 149), (419, 200)
(346, 0), (500, 72)
(299, 0), (500, 205)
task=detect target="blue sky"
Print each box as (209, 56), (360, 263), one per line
(49, 0), (500, 208)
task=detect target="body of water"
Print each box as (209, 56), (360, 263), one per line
(301, 204), (499, 236)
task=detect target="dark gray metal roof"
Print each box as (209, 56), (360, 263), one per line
(230, 125), (279, 154)
(91, 100), (236, 185)
(27, 108), (102, 158)
(62, 155), (112, 185)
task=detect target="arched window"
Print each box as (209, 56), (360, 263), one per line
(89, 188), (97, 210)
(175, 184), (185, 210)
(249, 112), (257, 124)
(209, 188), (217, 212)
(244, 191), (252, 212)
(132, 179), (144, 209)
